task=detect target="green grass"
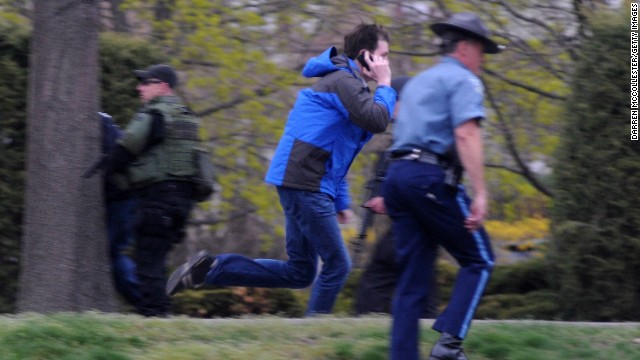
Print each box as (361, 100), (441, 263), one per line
(0, 313), (639, 359)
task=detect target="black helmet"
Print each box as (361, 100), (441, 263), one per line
(430, 12), (503, 54)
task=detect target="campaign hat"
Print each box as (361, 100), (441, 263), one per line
(430, 12), (502, 54)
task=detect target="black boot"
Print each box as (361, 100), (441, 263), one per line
(428, 332), (468, 360)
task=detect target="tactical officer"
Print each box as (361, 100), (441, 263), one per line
(383, 13), (502, 360)
(105, 64), (200, 317)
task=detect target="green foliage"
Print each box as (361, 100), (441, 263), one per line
(485, 217), (549, 265)
(171, 287), (304, 318)
(0, 1), (30, 27)
(435, 260), (458, 306)
(549, 10), (640, 320)
(344, 259), (559, 320)
(485, 259), (551, 295)
(0, 20), (29, 313)
(333, 269), (363, 315)
(477, 291), (561, 320)
(487, 171), (552, 221)
(433, 259), (561, 320)
(477, 259), (560, 320)
(485, 218), (549, 244)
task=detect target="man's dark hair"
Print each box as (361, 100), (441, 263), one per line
(343, 24), (390, 59)
(438, 31), (476, 55)
(439, 31), (490, 55)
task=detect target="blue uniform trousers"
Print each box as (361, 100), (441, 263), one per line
(383, 160), (494, 360)
(106, 198), (141, 307)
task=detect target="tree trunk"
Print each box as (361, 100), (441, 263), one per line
(18, 0), (117, 312)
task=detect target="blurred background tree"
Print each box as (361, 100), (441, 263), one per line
(549, 9), (640, 321)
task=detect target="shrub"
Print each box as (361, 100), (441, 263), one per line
(485, 258), (551, 295)
(171, 287), (305, 318)
(477, 258), (559, 319)
(549, 10), (640, 320)
(477, 291), (560, 320)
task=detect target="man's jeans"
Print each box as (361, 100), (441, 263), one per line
(205, 186), (351, 315)
(106, 198), (141, 307)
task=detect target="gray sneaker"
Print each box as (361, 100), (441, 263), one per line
(165, 250), (215, 296)
(429, 332), (468, 360)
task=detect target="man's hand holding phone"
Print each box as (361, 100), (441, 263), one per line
(356, 50), (391, 86)
(357, 53), (372, 71)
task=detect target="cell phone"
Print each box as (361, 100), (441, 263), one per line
(357, 53), (372, 71)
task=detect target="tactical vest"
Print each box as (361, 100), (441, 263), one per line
(125, 98), (201, 189)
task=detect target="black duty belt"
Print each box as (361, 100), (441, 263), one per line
(390, 149), (450, 167)
(140, 180), (195, 197)
(390, 149), (463, 186)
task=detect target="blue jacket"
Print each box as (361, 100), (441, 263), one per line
(265, 47), (396, 211)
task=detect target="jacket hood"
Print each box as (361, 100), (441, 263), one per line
(302, 47), (354, 78)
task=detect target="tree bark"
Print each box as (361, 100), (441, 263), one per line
(18, 0), (117, 312)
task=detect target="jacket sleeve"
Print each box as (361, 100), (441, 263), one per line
(117, 111), (153, 155)
(333, 72), (396, 134)
(334, 177), (351, 212)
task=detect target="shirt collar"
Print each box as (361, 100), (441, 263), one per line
(441, 55), (470, 71)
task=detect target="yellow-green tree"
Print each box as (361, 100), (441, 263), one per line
(113, 0), (609, 264)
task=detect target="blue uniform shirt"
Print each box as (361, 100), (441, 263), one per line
(390, 56), (486, 156)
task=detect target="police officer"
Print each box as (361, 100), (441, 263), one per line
(383, 13), (502, 360)
(105, 64), (200, 317)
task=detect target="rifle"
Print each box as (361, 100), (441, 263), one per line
(81, 154), (108, 179)
(351, 205), (375, 269)
(350, 151), (389, 269)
